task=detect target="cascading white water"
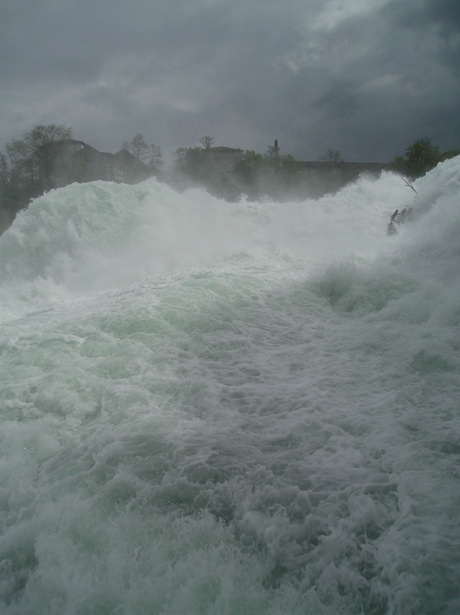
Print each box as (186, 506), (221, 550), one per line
(1, 159), (459, 614)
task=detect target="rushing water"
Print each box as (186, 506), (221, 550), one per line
(0, 159), (459, 614)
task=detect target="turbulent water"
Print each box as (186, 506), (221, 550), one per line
(0, 159), (459, 614)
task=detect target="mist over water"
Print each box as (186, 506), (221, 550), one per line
(1, 159), (459, 614)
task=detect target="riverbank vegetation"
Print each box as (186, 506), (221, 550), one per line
(1, 124), (458, 234)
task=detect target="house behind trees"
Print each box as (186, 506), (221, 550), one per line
(0, 136), (152, 234)
(207, 146), (244, 172)
(50, 140), (150, 188)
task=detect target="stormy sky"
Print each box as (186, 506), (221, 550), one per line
(1, 0), (459, 162)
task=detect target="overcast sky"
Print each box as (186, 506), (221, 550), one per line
(1, 0), (459, 162)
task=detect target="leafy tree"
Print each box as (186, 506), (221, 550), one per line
(441, 148), (460, 161)
(171, 143), (242, 200)
(172, 146), (207, 184)
(0, 124), (71, 231)
(404, 138), (441, 177)
(234, 150), (264, 186)
(0, 152), (13, 232)
(391, 137), (443, 178)
(182, 146), (209, 180)
(5, 123), (72, 193)
(233, 149), (301, 199)
(281, 154), (301, 175)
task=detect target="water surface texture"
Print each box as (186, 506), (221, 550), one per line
(1, 160), (459, 614)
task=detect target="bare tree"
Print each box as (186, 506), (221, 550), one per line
(403, 177), (417, 194)
(322, 147), (345, 162)
(267, 139), (281, 166)
(173, 147), (188, 163)
(200, 135), (215, 150)
(123, 133), (149, 163)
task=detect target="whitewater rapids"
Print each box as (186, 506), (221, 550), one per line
(0, 159), (459, 614)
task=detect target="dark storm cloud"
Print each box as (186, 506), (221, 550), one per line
(380, 0), (460, 74)
(278, 0), (460, 159)
(1, 0), (459, 162)
(423, 0), (460, 71)
(419, 0), (460, 30)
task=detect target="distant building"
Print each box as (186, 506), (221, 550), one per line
(207, 146), (244, 172)
(49, 140), (150, 188)
(49, 139), (86, 187)
(113, 149), (152, 183)
(71, 145), (120, 183)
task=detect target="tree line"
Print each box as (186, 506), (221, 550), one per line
(1, 124), (459, 234)
(0, 127), (163, 232)
(389, 137), (459, 178)
(0, 124), (73, 230)
(122, 133), (163, 172)
(164, 136), (460, 200)
(170, 136), (303, 201)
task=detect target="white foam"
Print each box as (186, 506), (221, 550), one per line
(1, 158), (459, 613)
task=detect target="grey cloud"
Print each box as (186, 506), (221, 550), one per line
(1, 0), (459, 162)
